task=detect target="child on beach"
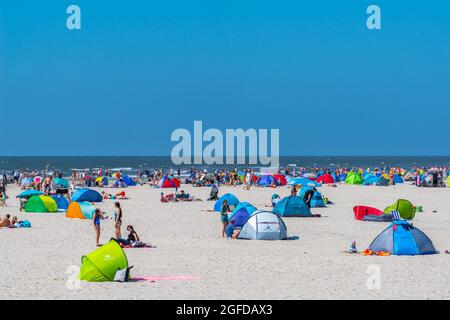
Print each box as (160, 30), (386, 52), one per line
(93, 208), (105, 246)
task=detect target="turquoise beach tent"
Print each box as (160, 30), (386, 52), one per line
(228, 202), (257, 227)
(213, 193), (240, 212)
(392, 174), (404, 184)
(53, 178), (69, 188)
(298, 187), (325, 207)
(363, 175), (379, 185)
(273, 196), (312, 217)
(16, 189), (44, 198)
(288, 177), (320, 187)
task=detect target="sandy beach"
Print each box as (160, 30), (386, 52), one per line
(1, 182), (449, 300)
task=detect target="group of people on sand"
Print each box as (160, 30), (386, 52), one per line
(0, 214), (19, 228)
(92, 202), (153, 248)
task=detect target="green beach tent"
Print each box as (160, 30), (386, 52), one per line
(345, 172), (363, 185)
(78, 239), (129, 282)
(447, 175), (450, 187)
(384, 199), (415, 220)
(24, 195), (58, 213)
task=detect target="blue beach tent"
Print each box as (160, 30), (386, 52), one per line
(298, 187), (325, 207)
(213, 193), (240, 212)
(72, 188), (103, 202)
(257, 175), (279, 187)
(228, 202), (257, 228)
(273, 196), (312, 217)
(369, 220), (437, 255)
(392, 174), (404, 184)
(52, 194), (70, 211)
(122, 175), (136, 186)
(363, 175), (379, 185)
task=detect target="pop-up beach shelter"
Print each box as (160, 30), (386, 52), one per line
(51, 194), (70, 211)
(363, 175), (379, 185)
(345, 172), (363, 185)
(52, 178), (69, 189)
(78, 239), (129, 282)
(228, 202), (257, 228)
(122, 175), (136, 186)
(157, 176), (180, 188)
(257, 175), (279, 187)
(368, 220), (437, 255)
(273, 196), (312, 217)
(317, 174), (334, 184)
(239, 211), (287, 240)
(299, 187), (325, 208)
(66, 202), (96, 219)
(214, 193), (240, 212)
(273, 174), (287, 186)
(447, 175), (450, 187)
(384, 199), (415, 220)
(376, 176), (390, 186)
(392, 174), (404, 184)
(72, 188), (102, 202)
(24, 196), (58, 213)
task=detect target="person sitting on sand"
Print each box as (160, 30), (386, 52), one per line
(0, 214), (11, 227)
(117, 225), (155, 248)
(225, 220), (241, 239)
(207, 184), (219, 201)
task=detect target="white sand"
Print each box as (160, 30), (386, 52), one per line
(0, 183), (449, 300)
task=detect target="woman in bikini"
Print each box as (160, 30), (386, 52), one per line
(114, 202), (123, 239)
(93, 208), (104, 246)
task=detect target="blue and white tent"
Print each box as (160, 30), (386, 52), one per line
(238, 211), (287, 240)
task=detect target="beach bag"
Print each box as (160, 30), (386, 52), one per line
(18, 220), (32, 228)
(114, 266), (133, 282)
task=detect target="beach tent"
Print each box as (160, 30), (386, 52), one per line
(66, 202), (96, 219)
(228, 202), (257, 228)
(376, 176), (390, 186)
(363, 175), (379, 185)
(16, 189), (44, 199)
(447, 176), (450, 187)
(288, 177), (321, 187)
(273, 174), (287, 186)
(345, 172), (363, 185)
(331, 173), (340, 182)
(368, 220), (437, 255)
(338, 173), (347, 182)
(157, 175), (180, 188)
(72, 188), (102, 202)
(317, 174), (334, 184)
(51, 194), (70, 211)
(239, 211), (287, 240)
(273, 196), (312, 217)
(24, 196), (58, 213)
(122, 175), (136, 186)
(298, 187), (325, 208)
(257, 175), (279, 187)
(303, 173), (317, 180)
(52, 178), (69, 188)
(392, 174), (404, 184)
(384, 199), (415, 220)
(95, 176), (109, 186)
(214, 193), (240, 212)
(78, 239), (129, 282)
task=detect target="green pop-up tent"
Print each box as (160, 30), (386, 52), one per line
(24, 195), (58, 213)
(384, 199), (415, 220)
(78, 239), (129, 282)
(345, 172), (363, 185)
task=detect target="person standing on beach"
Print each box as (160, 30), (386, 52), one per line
(114, 202), (123, 239)
(220, 200), (230, 238)
(93, 208), (104, 246)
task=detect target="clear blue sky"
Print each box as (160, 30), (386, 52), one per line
(0, 0), (449, 156)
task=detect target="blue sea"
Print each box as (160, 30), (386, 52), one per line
(0, 156), (449, 176)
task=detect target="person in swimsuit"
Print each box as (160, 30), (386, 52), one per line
(114, 202), (123, 239)
(93, 208), (104, 246)
(220, 200), (230, 238)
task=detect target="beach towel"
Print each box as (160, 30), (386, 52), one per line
(131, 275), (199, 282)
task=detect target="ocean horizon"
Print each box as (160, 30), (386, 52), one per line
(1, 156), (449, 175)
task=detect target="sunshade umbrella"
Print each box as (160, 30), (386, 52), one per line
(53, 178), (69, 188)
(16, 189), (44, 198)
(34, 176), (43, 184)
(287, 177), (321, 187)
